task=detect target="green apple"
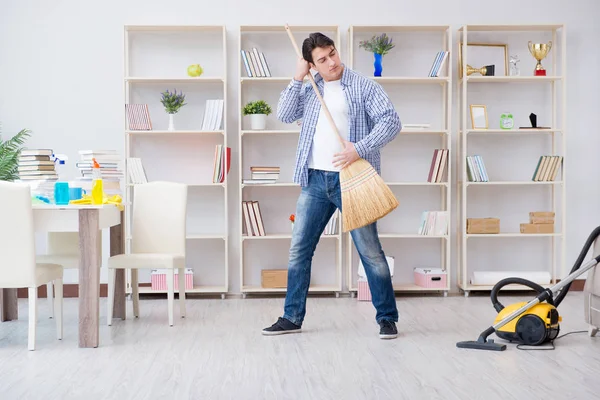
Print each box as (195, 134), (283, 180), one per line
(187, 64), (203, 77)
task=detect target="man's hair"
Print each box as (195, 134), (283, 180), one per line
(302, 32), (335, 64)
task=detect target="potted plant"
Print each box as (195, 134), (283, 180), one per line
(289, 213), (295, 230)
(160, 89), (187, 131)
(0, 127), (31, 181)
(359, 33), (395, 77)
(243, 100), (272, 130)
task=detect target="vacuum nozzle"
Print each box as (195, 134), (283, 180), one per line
(456, 326), (507, 351)
(456, 339), (506, 351)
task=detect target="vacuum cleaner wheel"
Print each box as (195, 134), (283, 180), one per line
(515, 315), (548, 345)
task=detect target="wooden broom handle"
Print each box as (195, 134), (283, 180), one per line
(284, 24), (345, 147)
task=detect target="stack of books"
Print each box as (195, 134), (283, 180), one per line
(75, 150), (123, 195)
(17, 149), (57, 202)
(242, 166), (280, 185)
(17, 149), (57, 181)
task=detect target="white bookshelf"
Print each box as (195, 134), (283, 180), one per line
(456, 24), (566, 296)
(123, 25), (229, 298)
(237, 25), (343, 297)
(343, 25), (452, 297)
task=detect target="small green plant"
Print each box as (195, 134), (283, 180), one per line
(160, 89), (187, 114)
(243, 100), (272, 116)
(0, 127), (32, 181)
(359, 33), (395, 56)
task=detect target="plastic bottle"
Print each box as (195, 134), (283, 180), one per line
(53, 155), (70, 205)
(91, 158), (104, 205)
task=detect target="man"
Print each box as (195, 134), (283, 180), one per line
(262, 32), (401, 339)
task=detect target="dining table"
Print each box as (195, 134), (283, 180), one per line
(0, 204), (126, 348)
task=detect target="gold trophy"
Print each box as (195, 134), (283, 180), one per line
(466, 64), (495, 76)
(528, 41), (552, 76)
(466, 64), (487, 76)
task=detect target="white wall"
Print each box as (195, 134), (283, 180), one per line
(1, 0), (599, 293)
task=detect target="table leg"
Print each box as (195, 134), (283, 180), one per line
(110, 212), (126, 320)
(0, 289), (18, 322)
(78, 209), (101, 348)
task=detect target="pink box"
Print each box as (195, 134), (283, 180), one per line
(357, 279), (372, 301)
(151, 269), (193, 291)
(414, 268), (447, 288)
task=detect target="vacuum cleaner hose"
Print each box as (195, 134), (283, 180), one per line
(553, 225), (600, 307)
(491, 278), (552, 312)
(491, 225), (600, 311)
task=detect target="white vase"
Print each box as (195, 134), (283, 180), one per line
(250, 114), (267, 130)
(168, 114), (175, 131)
(291, 222), (294, 231)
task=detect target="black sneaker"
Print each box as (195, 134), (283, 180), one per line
(262, 317), (302, 336)
(379, 320), (398, 339)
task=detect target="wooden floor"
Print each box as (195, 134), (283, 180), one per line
(0, 292), (598, 399)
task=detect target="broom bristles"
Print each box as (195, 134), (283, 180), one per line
(339, 158), (399, 232)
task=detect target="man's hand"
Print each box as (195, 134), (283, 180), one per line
(333, 140), (360, 169)
(294, 57), (310, 82)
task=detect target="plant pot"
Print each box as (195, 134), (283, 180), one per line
(291, 222), (294, 231)
(168, 113), (175, 131)
(373, 53), (383, 77)
(250, 114), (267, 130)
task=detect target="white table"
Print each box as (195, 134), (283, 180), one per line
(0, 204), (125, 348)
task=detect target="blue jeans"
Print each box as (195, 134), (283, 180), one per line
(283, 169), (398, 326)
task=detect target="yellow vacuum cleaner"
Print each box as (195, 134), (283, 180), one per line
(457, 226), (600, 351)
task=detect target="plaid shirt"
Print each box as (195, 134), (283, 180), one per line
(277, 65), (402, 187)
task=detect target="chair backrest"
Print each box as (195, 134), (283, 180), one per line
(47, 232), (80, 255)
(131, 181), (187, 255)
(0, 181), (36, 287)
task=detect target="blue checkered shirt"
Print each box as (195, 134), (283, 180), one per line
(277, 65), (402, 187)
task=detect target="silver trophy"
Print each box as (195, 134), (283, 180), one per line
(509, 55), (520, 76)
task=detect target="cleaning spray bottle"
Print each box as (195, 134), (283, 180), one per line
(53, 154), (70, 205)
(91, 157), (104, 205)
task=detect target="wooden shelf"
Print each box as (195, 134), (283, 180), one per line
(458, 282), (554, 293)
(466, 233), (561, 238)
(346, 25), (452, 295)
(238, 26), (343, 295)
(464, 76), (562, 83)
(465, 129), (561, 134)
(373, 77), (449, 84)
(242, 285), (340, 293)
(240, 129), (300, 135)
(126, 130), (224, 135)
(124, 76), (224, 84)
(137, 285), (227, 294)
(465, 181), (563, 186)
(242, 234), (340, 240)
(123, 25), (230, 296)
(457, 24), (566, 297)
(459, 24), (563, 32)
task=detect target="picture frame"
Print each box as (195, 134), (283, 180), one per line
(459, 42), (509, 78)
(470, 104), (488, 129)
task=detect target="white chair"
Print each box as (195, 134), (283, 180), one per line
(0, 181), (63, 350)
(37, 233), (103, 318)
(107, 181), (187, 327)
(37, 232), (78, 318)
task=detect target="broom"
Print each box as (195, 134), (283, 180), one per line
(284, 24), (399, 232)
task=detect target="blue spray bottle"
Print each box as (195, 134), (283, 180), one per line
(53, 154), (70, 205)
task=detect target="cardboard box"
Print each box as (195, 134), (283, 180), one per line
(520, 223), (554, 234)
(261, 269), (288, 288)
(529, 211), (555, 224)
(467, 218), (500, 234)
